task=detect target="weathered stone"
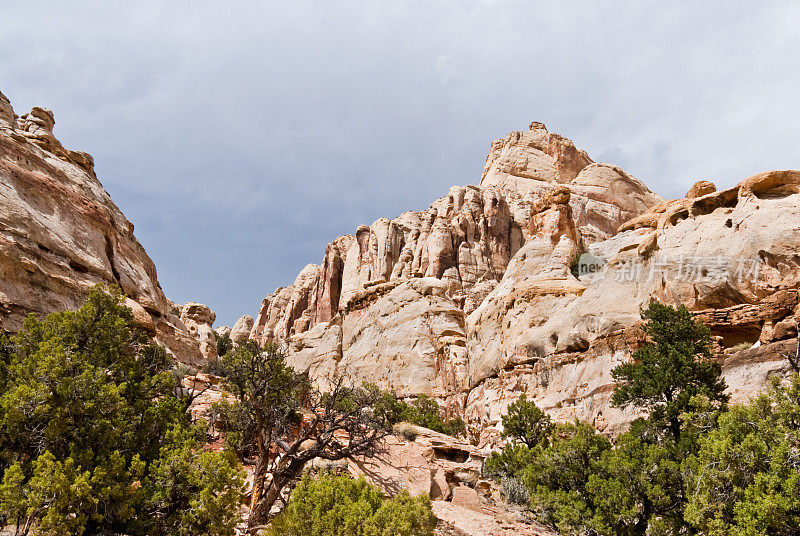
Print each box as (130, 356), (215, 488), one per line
(686, 180), (717, 199)
(0, 91), (15, 129)
(0, 91), (203, 364)
(432, 501), (558, 536)
(451, 487), (482, 511)
(181, 302), (218, 360)
(348, 434), (433, 498)
(230, 314), (254, 344)
(348, 423), (484, 501)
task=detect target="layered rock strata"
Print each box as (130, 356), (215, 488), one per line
(0, 90), (208, 364)
(245, 122), (800, 442)
(244, 123), (681, 437)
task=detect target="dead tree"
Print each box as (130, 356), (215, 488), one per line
(211, 343), (391, 529)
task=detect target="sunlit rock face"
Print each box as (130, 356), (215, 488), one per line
(246, 121), (800, 442)
(5, 85), (794, 442)
(244, 122), (715, 438)
(0, 90), (206, 365)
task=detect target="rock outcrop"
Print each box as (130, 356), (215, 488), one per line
(0, 90), (207, 365)
(250, 123), (661, 358)
(241, 123), (669, 433)
(7, 84), (794, 444)
(181, 302), (218, 361)
(462, 170), (800, 440)
(231, 314), (254, 344)
(241, 121), (800, 443)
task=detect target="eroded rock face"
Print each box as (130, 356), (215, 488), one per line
(0, 91), (204, 365)
(181, 302), (218, 361)
(0, 91), (15, 129)
(462, 170), (800, 441)
(239, 123), (800, 442)
(230, 314), (254, 344)
(246, 124), (661, 418)
(249, 120), (661, 351)
(348, 423), (485, 501)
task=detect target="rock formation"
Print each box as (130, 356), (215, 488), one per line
(241, 122), (800, 444)
(4, 84), (797, 446)
(230, 314), (254, 344)
(180, 302), (218, 361)
(0, 90), (209, 365)
(240, 122), (667, 436)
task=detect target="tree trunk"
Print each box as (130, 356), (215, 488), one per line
(248, 456), (307, 527)
(249, 456), (269, 515)
(249, 479), (283, 526)
(635, 494), (653, 535)
(669, 416), (681, 442)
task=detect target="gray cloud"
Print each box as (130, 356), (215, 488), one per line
(1, 1), (798, 325)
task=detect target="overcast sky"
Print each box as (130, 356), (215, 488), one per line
(1, 1), (798, 326)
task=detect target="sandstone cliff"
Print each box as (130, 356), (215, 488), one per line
(0, 90), (209, 364)
(5, 85), (796, 444)
(243, 122), (775, 442)
(241, 122), (800, 443)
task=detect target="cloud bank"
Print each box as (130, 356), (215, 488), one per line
(1, 1), (798, 324)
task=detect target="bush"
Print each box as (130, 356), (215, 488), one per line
(501, 476), (530, 506)
(267, 472), (437, 536)
(374, 391), (466, 437)
(483, 420), (612, 533)
(501, 394), (553, 448)
(683, 375), (800, 535)
(483, 443), (538, 479)
(216, 332), (234, 358)
(204, 356), (227, 376)
(0, 286), (244, 536)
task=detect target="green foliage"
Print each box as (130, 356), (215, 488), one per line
(214, 344), (392, 525)
(683, 375), (800, 536)
(501, 394), (553, 448)
(146, 427), (244, 536)
(586, 430), (684, 536)
(612, 302), (728, 441)
(203, 356), (226, 376)
(480, 302), (800, 536)
(484, 443), (537, 480)
(485, 420), (611, 535)
(374, 391), (465, 437)
(0, 286), (243, 536)
(267, 472), (437, 536)
(212, 341), (305, 459)
(522, 422), (612, 534)
(215, 332), (234, 358)
(578, 302), (730, 534)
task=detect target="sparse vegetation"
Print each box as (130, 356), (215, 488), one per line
(212, 343), (393, 527)
(203, 356), (227, 376)
(374, 391), (466, 437)
(501, 476), (530, 506)
(730, 341), (754, 352)
(484, 302), (800, 536)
